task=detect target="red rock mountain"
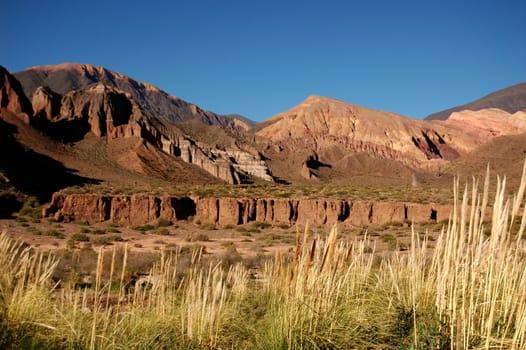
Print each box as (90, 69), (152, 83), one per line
(1, 67), (274, 198)
(0, 66), (33, 124)
(14, 63), (252, 128)
(255, 95), (526, 182)
(3, 62), (526, 198)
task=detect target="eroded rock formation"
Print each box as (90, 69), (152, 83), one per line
(43, 193), (452, 227)
(28, 82), (274, 184)
(0, 65), (33, 123)
(255, 95), (526, 176)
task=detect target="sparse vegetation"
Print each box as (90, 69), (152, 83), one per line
(70, 232), (90, 242)
(199, 223), (216, 230)
(42, 229), (65, 239)
(131, 224), (155, 232)
(157, 218), (172, 227)
(0, 166), (525, 349)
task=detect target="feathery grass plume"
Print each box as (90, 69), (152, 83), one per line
(428, 163), (526, 349)
(0, 231), (59, 347)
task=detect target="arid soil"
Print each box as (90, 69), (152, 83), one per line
(0, 215), (445, 266)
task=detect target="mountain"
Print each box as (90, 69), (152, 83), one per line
(436, 109), (526, 140)
(426, 82), (526, 121)
(0, 66), (275, 204)
(0, 65), (33, 123)
(255, 95), (526, 183)
(14, 63), (253, 128)
(444, 132), (526, 190)
(4, 62), (526, 199)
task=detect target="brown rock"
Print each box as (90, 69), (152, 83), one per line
(370, 202), (407, 225)
(195, 197), (219, 224)
(273, 199), (295, 224)
(218, 198), (241, 226)
(32, 86), (61, 120)
(0, 66), (32, 123)
(326, 200), (350, 224)
(42, 193), (456, 228)
(110, 196), (132, 226)
(255, 198), (270, 222)
(349, 202), (373, 226)
(58, 193), (111, 223)
(256, 95), (526, 182)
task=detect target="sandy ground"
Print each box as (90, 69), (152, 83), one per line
(0, 217), (443, 261)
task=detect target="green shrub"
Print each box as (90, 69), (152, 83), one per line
(186, 233), (209, 242)
(43, 230), (65, 239)
(199, 223), (216, 230)
(27, 227), (42, 235)
(157, 218), (172, 227)
(70, 233), (90, 242)
(252, 222), (272, 229)
(153, 228), (170, 236)
(131, 224), (155, 232)
(18, 197), (41, 219)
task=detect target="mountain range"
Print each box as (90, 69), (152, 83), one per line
(2, 63), (526, 211)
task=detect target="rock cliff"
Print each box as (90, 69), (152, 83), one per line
(14, 63), (251, 128)
(0, 65), (33, 124)
(27, 82), (274, 184)
(43, 193), (452, 227)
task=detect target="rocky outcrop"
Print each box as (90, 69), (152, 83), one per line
(0, 65), (33, 123)
(14, 63), (249, 128)
(28, 82), (274, 184)
(43, 193), (453, 227)
(32, 86), (61, 120)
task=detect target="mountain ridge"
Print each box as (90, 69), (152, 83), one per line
(3, 62), (526, 201)
(14, 63), (254, 128)
(425, 82), (526, 121)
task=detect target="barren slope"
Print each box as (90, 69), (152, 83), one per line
(256, 96), (467, 182)
(426, 82), (526, 121)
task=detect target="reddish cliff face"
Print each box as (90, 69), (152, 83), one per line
(43, 193), (452, 227)
(25, 79), (274, 184)
(0, 66), (33, 124)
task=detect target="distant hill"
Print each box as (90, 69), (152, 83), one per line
(426, 83), (526, 121)
(254, 95), (526, 184)
(14, 63), (253, 128)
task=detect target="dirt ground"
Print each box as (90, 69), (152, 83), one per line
(0, 217), (445, 262)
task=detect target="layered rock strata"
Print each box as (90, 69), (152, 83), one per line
(29, 82), (274, 184)
(43, 193), (452, 227)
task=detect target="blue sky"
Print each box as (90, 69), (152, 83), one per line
(2, 0), (525, 121)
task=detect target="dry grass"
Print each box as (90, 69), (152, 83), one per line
(1, 163), (526, 348)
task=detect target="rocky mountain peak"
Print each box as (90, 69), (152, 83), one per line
(0, 65), (33, 123)
(14, 64), (252, 127)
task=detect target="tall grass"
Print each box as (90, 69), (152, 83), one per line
(0, 163), (525, 348)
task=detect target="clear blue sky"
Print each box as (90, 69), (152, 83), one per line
(2, 0), (525, 121)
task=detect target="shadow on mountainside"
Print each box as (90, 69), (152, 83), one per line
(0, 118), (100, 208)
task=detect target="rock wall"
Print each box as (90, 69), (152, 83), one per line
(0, 66), (33, 124)
(43, 193), (453, 227)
